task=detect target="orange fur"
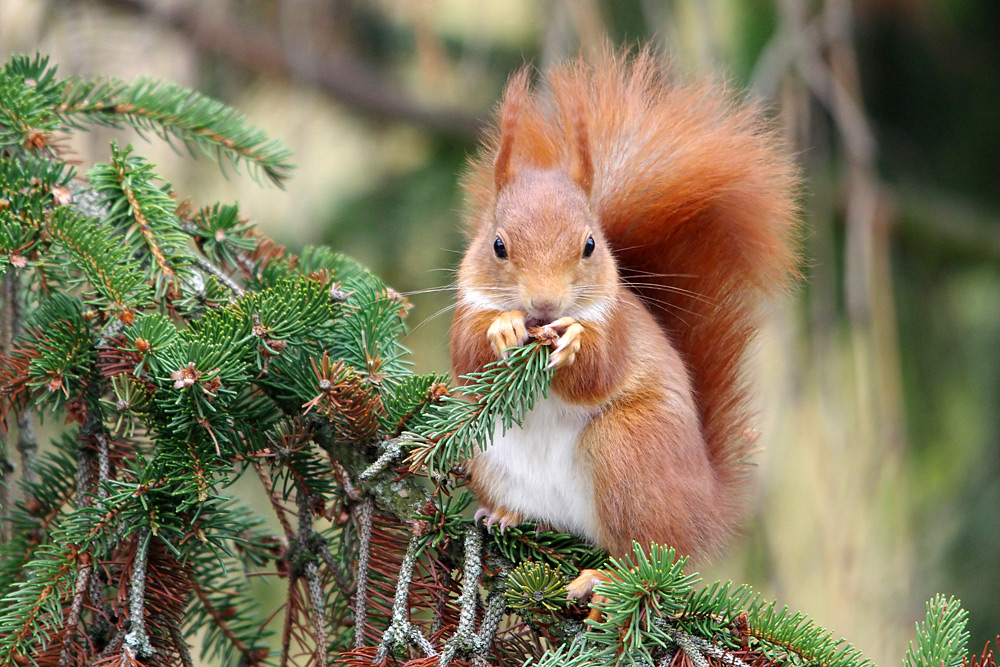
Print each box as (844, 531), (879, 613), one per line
(452, 47), (799, 561)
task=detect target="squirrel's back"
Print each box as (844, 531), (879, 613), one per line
(461, 48), (799, 515)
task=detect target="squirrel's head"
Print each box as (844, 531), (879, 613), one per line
(482, 168), (618, 325)
(458, 67), (619, 325)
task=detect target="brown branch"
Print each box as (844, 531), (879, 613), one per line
(192, 581), (258, 662)
(112, 158), (174, 278)
(254, 461), (295, 538)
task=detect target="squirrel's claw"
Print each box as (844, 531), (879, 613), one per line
(475, 506), (524, 533)
(487, 310), (528, 359)
(543, 317), (584, 370)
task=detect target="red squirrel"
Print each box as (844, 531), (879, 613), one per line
(449, 49), (799, 565)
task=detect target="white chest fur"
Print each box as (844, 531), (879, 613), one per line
(473, 394), (599, 541)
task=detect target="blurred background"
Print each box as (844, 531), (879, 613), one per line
(2, 0), (999, 664)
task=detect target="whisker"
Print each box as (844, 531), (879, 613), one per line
(399, 285), (518, 297)
(619, 280), (716, 306)
(400, 286), (459, 296)
(409, 302), (460, 333)
(605, 292), (695, 327)
(619, 269), (699, 280)
(630, 293), (701, 323)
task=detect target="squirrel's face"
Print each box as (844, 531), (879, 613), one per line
(460, 168), (619, 325)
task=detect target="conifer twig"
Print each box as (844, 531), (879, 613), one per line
(59, 556), (91, 667)
(305, 560), (328, 664)
(94, 431), (110, 504)
(171, 625), (195, 667)
(296, 491), (328, 663)
(359, 435), (406, 481)
(440, 526), (484, 667)
(665, 626), (737, 667)
(374, 532), (435, 663)
(5, 270), (33, 490)
(353, 496), (374, 649)
(124, 528), (154, 658)
(254, 462), (295, 538)
(192, 254), (244, 297)
(475, 565), (510, 664)
(16, 413), (38, 487)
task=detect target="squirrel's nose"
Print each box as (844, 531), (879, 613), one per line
(529, 298), (561, 321)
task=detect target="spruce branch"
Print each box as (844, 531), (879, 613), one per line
(903, 595), (970, 667)
(59, 77), (294, 186)
(15, 412), (38, 487)
(405, 342), (552, 476)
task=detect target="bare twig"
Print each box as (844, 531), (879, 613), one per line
(353, 496), (374, 649)
(439, 526), (484, 667)
(373, 531), (435, 663)
(192, 254), (244, 297)
(94, 431), (110, 504)
(59, 556), (92, 667)
(17, 413), (39, 488)
(124, 527), (154, 657)
(305, 561), (328, 665)
(359, 436), (406, 481)
(665, 626), (750, 667)
(295, 490), (329, 664)
(253, 462), (295, 538)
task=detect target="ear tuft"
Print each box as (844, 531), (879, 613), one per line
(494, 69), (531, 193)
(566, 87), (594, 196)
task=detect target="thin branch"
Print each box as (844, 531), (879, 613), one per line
(359, 436), (406, 481)
(374, 532), (434, 664)
(353, 496), (374, 649)
(439, 526), (484, 667)
(295, 490), (328, 664)
(475, 564), (510, 663)
(304, 561), (328, 665)
(59, 556), (92, 667)
(123, 528), (154, 658)
(253, 462), (295, 538)
(94, 431), (110, 504)
(192, 254), (244, 297)
(192, 581), (257, 663)
(16, 412), (38, 488)
(170, 624), (195, 667)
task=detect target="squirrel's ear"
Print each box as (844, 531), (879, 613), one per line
(495, 69), (530, 193)
(567, 90), (594, 196)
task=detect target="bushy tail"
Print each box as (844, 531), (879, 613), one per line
(463, 48), (800, 502)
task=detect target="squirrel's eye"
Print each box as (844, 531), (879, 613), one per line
(582, 235), (596, 259)
(493, 236), (508, 260)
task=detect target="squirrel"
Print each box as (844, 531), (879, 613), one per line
(449, 48), (799, 566)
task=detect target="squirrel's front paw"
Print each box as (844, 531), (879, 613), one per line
(474, 506), (524, 533)
(487, 310), (528, 359)
(539, 317), (584, 370)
